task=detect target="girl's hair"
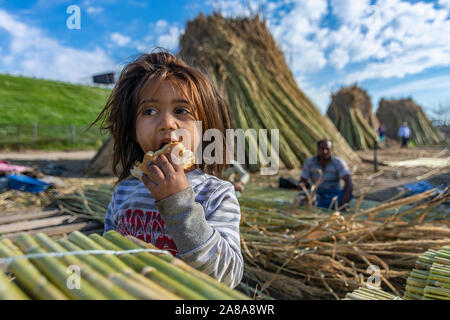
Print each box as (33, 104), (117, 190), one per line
(90, 50), (232, 185)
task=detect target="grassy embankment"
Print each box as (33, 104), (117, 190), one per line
(0, 74), (111, 150)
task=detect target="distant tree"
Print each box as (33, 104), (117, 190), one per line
(428, 102), (450, 125)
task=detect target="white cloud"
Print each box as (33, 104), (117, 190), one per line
(293, 73), (332, 113)
(300, 0), (450, 83)
(135, 19), (184, 52)
(110, 32), (131, 46)
(0, 9), (115, 83)
(344, 47), (450, 84)
(157, 26), (183, 51)
(328, 47), (349, 70)
(206, 0), (255, 17)
(336, 0), (450, 84)
(375, 75), (450, 97)
(156, 19), (168, 29)
(438, 0), (450, 9)
(82, 0), (104, 15)
(331, 0), (371, 24)
(86, 6), (104, 15)
(269, 0), (329, 73)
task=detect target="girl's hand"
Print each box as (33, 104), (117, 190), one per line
(141, 153), (190, 201)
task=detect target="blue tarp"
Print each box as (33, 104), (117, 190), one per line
(403, 181), (446, 197)
(402, 180), (449, 207)
(6, 174), (51, 194)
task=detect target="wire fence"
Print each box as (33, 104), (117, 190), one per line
(0, 123), (108, 150)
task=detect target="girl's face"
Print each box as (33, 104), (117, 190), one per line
(135, 80), (199, 154)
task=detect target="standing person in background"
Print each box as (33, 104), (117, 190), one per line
(378, 124), (386, 144)
(398, 122), (411, 148)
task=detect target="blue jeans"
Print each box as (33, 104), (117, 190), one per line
(315, 188), (352, 209)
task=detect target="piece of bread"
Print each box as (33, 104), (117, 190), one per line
(130, 141), (195, 181)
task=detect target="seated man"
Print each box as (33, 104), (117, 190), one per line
(298, 139), (353, 209)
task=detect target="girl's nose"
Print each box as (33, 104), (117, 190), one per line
(158, 111), (177, 132)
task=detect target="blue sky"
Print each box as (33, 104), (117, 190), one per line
(0, 0), (449, 121)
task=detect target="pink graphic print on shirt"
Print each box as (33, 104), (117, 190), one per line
(116, 209), (178, 256)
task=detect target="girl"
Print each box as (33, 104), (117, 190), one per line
(91, 51), (243, 288)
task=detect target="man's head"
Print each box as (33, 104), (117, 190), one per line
(317, 139), (333, 160)
(402, 122), (408, 127)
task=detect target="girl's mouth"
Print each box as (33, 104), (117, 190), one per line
(158, 142), (170, 149)
(158, 136), (182, 150)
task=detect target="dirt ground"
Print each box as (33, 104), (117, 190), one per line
(1, 143), (449, 206)
(352, 145), (449, 201)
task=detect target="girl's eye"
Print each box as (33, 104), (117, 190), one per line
(175, 107), (189, 115)
(143, 108), (157, 115)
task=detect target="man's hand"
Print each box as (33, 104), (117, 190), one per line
(141, 153), (190, 201)
(298, 178), (309, 191)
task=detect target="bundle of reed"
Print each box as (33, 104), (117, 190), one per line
(342, 286), (403, 300)
(376, 98), (443, 145)
(327, 85), (380, 150)
(0, 268), (30, 300)
(0, 231), (249, 300)
(237, 187), (450, 299)
(48, 182), (449, 300)
(49, 184), (114, 221)
(178, 14), (360, 170)
(404, 246), (450, 300)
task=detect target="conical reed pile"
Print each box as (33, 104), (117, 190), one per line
(0, 231), (248, 300)
(179, 14), (360, 169)
(327, 85), (380, 149)
(376, 98), (443, 145)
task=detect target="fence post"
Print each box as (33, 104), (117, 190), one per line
(33, 123), (38, 142)
(70, 124), (76, 143)
(17, 124), (21, 149)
